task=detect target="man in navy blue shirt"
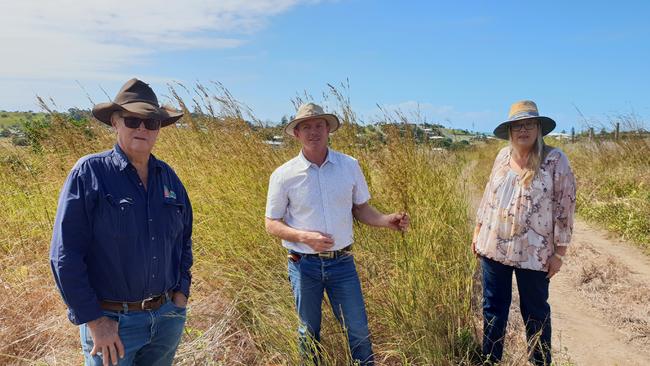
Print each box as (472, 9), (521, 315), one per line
(50, 78), (193, 366)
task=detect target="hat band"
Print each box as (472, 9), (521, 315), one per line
(509, 110), (539, 120)
(119, 99), (160, 107)
(297, 112), (323, 119)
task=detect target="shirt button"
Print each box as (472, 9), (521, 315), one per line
(153, 256), (157, 260)
(149, 218), (153, 222)
(151, 236), (155, 241)
(139, 182), (143, 186)
(152, 274), (155, 278)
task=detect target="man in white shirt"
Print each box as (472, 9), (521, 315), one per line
(265, 103), (409, 365)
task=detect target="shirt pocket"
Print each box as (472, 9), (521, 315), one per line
(288, 184), (317, 211)
(162, 198), (185, 240)
(100, 194), (136, 241)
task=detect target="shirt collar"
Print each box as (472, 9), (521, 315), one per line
(111, 144), (163, 171)
(297, 148), (335, 171)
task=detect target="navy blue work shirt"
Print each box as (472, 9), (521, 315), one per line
(50, 144), (193, 325)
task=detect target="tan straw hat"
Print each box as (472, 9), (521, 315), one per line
(92, 78), (183, 128)
(493, 100), (556, 140)
(284, 103), (340, 137)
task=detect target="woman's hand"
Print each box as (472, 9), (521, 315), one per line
(545, 255), (563, 279)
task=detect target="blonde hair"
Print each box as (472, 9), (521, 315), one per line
(509, 121), (551, 187)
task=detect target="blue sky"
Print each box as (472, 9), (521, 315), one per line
(1, 0), (648, 133)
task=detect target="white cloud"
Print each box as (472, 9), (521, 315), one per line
(0, 0), (319, 81)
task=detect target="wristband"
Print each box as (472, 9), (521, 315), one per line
(553, 252), (564, 261)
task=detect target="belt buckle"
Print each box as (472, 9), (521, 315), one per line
(141, 296), (156, 310)
(318, 251), (335, 259)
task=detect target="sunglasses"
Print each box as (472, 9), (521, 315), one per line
(123, 117), (161, 130)
(510, 120), (538, 132)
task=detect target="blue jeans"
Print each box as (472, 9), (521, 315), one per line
(288, 252), (374, 365)
(80, 300), (186, 366)
(481, 256), (552, 366)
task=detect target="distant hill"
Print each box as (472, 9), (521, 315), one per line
(0, 111), (48, 127)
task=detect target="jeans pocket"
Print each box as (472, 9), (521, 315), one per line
(287, 252), (303, 264)
(167, 300), (188, 314)
(80, 323), (94, 353)
(338, 252), (354, 262)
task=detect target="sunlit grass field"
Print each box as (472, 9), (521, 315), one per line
(561, 138), (650, 251)
(0, 90), (478, 365)
(1, 82), (646, 364)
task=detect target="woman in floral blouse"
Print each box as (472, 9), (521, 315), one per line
(472, 100), (576, 365)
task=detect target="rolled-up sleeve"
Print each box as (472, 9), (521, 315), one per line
(265, 170), (288, 219)
(49, 163), (102, 325)
(553, 152), (577, 246)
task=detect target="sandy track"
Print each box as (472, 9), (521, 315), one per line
(548, 220), (650, 365)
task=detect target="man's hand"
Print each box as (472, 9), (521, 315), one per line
(87, 316), (124, 366)
(386, 212), (410, 232)
(471, 224), (481, 258)
(172, 291), (188, 308)
(545, 255), (563, 279)
(300, 231), (335, 252)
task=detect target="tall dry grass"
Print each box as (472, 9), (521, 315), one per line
(0, 84), (478, 365)
(559, 137), (650, 251)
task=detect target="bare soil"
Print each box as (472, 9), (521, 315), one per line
(547, 220), (650, 365)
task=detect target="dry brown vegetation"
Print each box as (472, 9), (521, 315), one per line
(2, 84), (647, 365)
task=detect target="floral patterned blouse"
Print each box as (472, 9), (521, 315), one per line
(475, 146), (577, 271)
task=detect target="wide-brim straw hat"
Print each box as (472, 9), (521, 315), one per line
(284, 103), (340, 137)
(493, 100), (556, 140)
(92, 78), (183, 128)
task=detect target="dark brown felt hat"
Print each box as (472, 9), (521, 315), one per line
(92, 78), (183, 127)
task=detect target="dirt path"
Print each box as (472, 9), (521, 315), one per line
(548, 220), (650, 365)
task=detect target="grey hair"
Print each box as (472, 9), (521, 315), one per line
(110, 111), (122, 127)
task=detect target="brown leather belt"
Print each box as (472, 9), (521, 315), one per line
(100, 291), (172, 312)
(294, 245), (353, 260)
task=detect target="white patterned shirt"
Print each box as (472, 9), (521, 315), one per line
(476, 146), (577, 271)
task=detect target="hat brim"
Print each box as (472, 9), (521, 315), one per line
(493, 116), (556, 140)
(92, 102), (183, 128)
(284, 114), (340, 137)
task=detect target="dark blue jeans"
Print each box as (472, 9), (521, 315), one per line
(481, 256), (552, 366)
(80, 300), (186, 366)
(288, 252), (374, 365)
